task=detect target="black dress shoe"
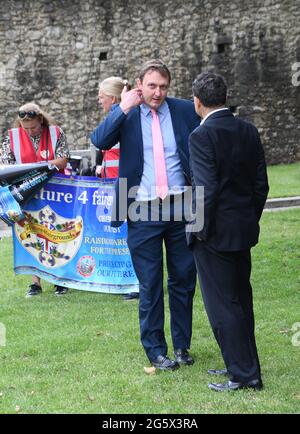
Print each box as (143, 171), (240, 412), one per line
(208, 379), (263, 392)
(123, 292), (139, 301)
(207, 368), (228, 376)
(151, 355), (179, 371)
(174, 349), (194, 365)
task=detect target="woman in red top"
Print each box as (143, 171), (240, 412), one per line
(95, 77), (131, 178)
(0, 102), (69, 297)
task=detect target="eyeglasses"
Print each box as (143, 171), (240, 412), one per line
(18, 110), (39, 119)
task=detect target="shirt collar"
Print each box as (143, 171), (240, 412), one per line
(141, 100), (168, 117)
(200, 107), (229, 125)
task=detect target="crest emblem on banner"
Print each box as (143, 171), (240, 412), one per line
(76, 255), (96, 277)
(14, 205), (83, 268)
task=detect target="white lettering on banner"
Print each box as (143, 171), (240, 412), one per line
(64, 193), (73, 203)
(92, 190), (113, 207)
(78, 190), (88, 204)
(35, 187), (114, 208)
(35, 188), (74, 203)
(97, 215), (111, 223)
(84, 235), (130, 255)
(84, 236), (127, 245)
(103, 225), (121, 233)
(90, 246), (130, 255)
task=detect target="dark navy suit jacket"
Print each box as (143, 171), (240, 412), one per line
(188, 109), (269, 251)
(91, 97), (200, 226)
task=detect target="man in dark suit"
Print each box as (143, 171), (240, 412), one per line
(91, 60), (199, 370)
(188, 72), (269, 391)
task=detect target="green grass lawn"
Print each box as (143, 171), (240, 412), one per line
(0, 209), (300, 414)
(267, 162), (300, 198)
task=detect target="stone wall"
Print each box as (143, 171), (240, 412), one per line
(0, 0), (299, 164)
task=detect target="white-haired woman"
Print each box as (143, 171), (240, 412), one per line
(96, 76), (130, 178)
(0, 102), (70, 297)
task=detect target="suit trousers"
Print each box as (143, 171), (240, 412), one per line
(127, 198), (196, 362)
(192, 240), (261, 383)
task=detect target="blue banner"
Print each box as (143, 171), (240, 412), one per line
(12, 174), (139, 294)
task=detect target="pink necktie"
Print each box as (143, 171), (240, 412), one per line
(151, 109), (168, 199)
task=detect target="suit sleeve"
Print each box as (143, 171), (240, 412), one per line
(189, 127), (218, 241)
(253, 130), (269, 220)
(90, 105), (126, 150)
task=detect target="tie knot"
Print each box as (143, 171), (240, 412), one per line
(151, 109), (158, 118)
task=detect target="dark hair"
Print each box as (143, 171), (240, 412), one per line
(192, 72), (227, 107)
(138, 59), (171, 83)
